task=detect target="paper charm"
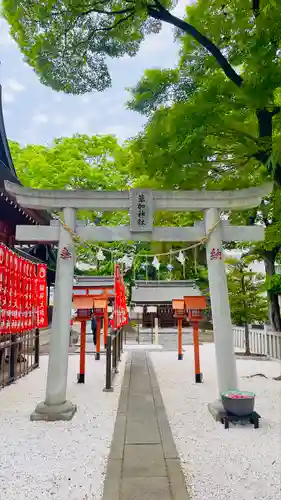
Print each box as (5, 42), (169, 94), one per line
(141, 262), (148, 270)
(177, 251), (185, 265)
(96, 249), (106, 261)
(122, 255), (133, 269)
(152, 256), (160, 271)
(167, 263), (173, 272)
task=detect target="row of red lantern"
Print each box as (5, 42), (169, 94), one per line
(0, 244), (48, 335)
(111, 264), (129, 330)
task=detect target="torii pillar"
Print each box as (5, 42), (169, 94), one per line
(5, 181), (272, 421)
(205, 209), (238, 393)
(36, 207), (77, 421)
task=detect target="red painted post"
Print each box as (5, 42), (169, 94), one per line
(78, 320), (86, 383)
(104, 305), (108, 348)
(178, 317), (183, 360)
(96, 317), (101, 360)
(193, 321), (202, 383)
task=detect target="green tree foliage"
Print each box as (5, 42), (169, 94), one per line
(125, 2), (281, 328)
(10, 134), (129, 191)
(224, 184), (281, 331)
(3, 1), (281, 183)
(126, 1), (281, 185)
(226, 257), (268, 354)
(10, 134), (131, 224)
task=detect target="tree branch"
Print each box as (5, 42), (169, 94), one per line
(272, 106), (281, 117)
(52, 4), (134, 18)
(223, 128), (260, 144)
(253, 0), (260, 18)
(79, 12), (135, 56)
(87, 7), (134, 15)
(147, 5), (243, 88)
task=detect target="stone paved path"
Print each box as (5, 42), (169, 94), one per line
(102, 351), (190, 500)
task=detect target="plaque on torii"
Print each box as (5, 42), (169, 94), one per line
(5, 181), (272, 422)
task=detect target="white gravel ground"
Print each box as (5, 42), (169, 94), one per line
(0, 354), (125, 500)
(150, 344), (281, 500)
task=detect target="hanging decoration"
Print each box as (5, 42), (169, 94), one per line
(37, 263), (48, 329)
(96, 249), (106, 261)
(55, 214), (221, 278)
(119, 255), (133, 270)
(177, 251), (185, 265)
(177, 250), (186, 278)
(110, 264), (129, 330)
(0, 243), (48, 334)
(152, 256), (160, 271)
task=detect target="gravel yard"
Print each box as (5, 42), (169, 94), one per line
(151, 344), (281, 500)
(0, 354), (125, 500)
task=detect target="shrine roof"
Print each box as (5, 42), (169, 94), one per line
(131, 280), (201, 304)
(0, 88), (19, 184)
(73, 276), (114, 288)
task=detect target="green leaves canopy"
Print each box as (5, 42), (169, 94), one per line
(10, 134), (129, 190)
(226, 257), (268, 327)
(2, 0), (175, 93)
(10, 133), (131, 228)
(3, 0), (281, 98)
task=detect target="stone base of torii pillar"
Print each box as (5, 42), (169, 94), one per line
(30, 400), (77, 422)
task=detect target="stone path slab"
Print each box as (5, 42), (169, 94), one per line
(102, 351), (191, 500)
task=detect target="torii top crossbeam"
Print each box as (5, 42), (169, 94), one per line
(5, 182), (273, 244)
(5, 181), (272, 211)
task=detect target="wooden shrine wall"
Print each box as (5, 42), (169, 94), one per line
(142, 304), (190, 328)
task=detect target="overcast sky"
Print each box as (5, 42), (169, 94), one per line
(0, 3), (187, 146)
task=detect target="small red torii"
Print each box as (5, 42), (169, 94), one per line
(76, 264), (128, 384)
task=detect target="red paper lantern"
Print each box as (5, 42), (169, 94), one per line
(110, 264), (128, 330)
(0, 245), (47, 335)
(37, 263), (48, 329)
(6, 248), (12, 334)
(0, 244), (6, 335)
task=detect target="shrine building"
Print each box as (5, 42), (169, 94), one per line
(131, 280), (202, 328)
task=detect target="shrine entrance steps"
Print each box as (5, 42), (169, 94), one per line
(102, 351), (191, 500)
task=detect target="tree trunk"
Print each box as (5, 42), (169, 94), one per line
(256, 108), (281, 183)
(244, 323), (251, 355)
(264, 254), (281, 331)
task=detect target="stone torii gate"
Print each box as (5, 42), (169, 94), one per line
(6, 181), (272, 421)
